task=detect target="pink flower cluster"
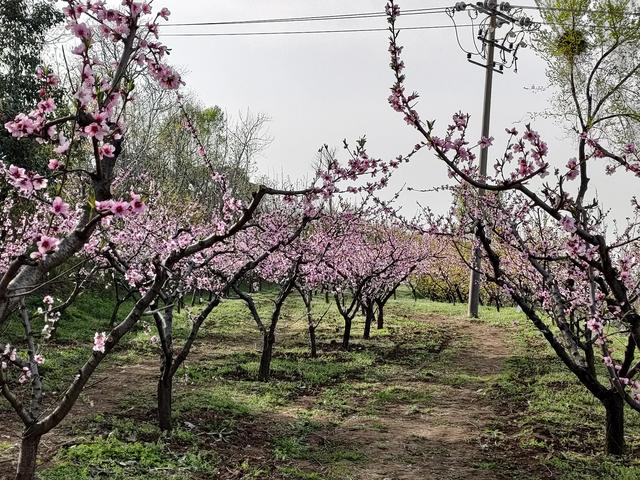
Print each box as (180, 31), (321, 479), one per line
(95, 192), (146, 217)
(4, 165), (48, 194)
(93, 332), (107, 353)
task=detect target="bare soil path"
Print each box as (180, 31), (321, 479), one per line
(336, 314), (512, 480)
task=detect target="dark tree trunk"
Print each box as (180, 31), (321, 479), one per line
(363, 305), (373, 339)
(376, 300), (384, 329)
(393, 289), (397, 300)
(15, 434), (41, 480)
(455, 285), (464, 303)
(308, 325), (317, 358)
(301, 291), (317, 358)
(325, 291), (329, 303)
(258, 333), (275, 381)
(604, 393), (625, 455)
(409, 283), (418, 301)
(342, 317), (352, 349)
(157, 375), (173, 431)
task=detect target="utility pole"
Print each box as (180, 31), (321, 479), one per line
(467, 6), (496, 318)
(447, 1), (537, 318)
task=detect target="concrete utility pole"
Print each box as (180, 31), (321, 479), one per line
(467, 7), (496, 318)
(447, 1), (537, 318)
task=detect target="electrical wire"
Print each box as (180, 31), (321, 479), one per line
(164, 7), (450, 27)
(160, 24), (478, 38)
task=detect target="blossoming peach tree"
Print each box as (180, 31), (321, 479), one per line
(385, 0), (640, 454)
(0, 2), (408, 477)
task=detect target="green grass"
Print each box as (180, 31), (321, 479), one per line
(40, 436), (215, 480)
(486, 307), (640, 479)
(4, 287), (640, 479)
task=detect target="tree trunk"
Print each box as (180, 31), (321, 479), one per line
(157, 375), (173, 431)
(15, 434), (41, 480)
(308, 325), (317, 358)
(342, 317), (352, 349)
(604, 393), (625, 455)
(409, 283), (417, 301)
(302, 293), (317, 358)
(258, 333), (275, 381)
(455, 285), (464, 303)
(325, 291), (329, 303)
(363, 305), (373, 339)
(376, 301), (384, 330)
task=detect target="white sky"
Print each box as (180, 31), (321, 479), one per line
(85, 1), (640, 221)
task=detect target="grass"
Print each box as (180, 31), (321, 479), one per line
(484, 307), (640, 479)
(40, 436), (216, 480)
(2, 287), (640, 479)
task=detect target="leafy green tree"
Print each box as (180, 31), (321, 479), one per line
(535, 0), (640, 144)
(0, 0), (62, 169)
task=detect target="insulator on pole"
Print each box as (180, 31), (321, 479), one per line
(518, 16), (532, 27)
(454, 2), (467, 11)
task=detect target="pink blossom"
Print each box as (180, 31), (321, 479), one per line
(51, 196), (70, 216)
(125, 268), (144, 286)
(54, 135), (70, 154)
(31, 175), (47, 191)
(84, 122), (109, 141)
(95, 199), (114, 212)
(479, 136), (494, 149)
(19, 367), (32, 384)
(34, 354), (45, 365)
(560, 216), (576, 233)
(48, 158), (62, 170)
(3, 344), (16, 362)
(37, 98), (56, 114)
(147, 62), (182, 90)
(37, 235), (59, 254)
(159, 7), (171, 20)
(8, 165), (26, 181)
(129, 192), (146, 214)
(566, 158), (579, 180)
(93, 332), (107, 353)
(110, 200), (130, 217)
(100, 143), (116, 158)
(43, 295), (54, 305)
(71, 43), (86, 56)
(69, 22), (92, 39)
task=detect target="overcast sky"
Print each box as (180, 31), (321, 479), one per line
(148, 1), (635, 221)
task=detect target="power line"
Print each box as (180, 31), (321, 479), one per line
(161, 23), (493, 38)
(164, 7), (449, 28)
(161, 3), (640, 32)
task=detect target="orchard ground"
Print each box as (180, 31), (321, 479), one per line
(1, 290), (639, 480)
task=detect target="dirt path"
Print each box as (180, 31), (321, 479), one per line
(337, 314), (512, 480)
